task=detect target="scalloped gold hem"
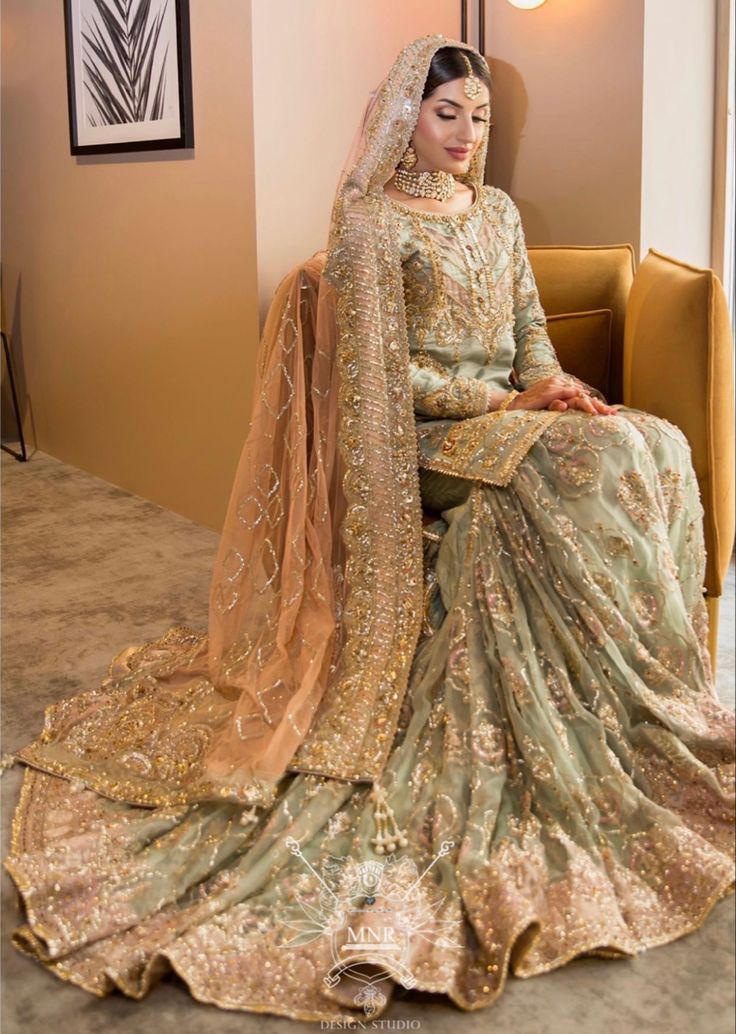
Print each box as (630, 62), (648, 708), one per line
(5, 841), (733, 1022)
(9, 751), (282, 811)
(5, 757), (735, 1021)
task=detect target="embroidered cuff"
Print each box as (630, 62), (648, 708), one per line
(416, 376), (490, 419)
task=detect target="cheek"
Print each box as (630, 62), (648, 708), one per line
(415, 117), (446, 150)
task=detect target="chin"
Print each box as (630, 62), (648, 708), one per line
(444, 155), (472, 168)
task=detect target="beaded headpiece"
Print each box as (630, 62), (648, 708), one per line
(460, 51), (483, 99)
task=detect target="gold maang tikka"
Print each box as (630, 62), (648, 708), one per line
(460, 51), (482, 99)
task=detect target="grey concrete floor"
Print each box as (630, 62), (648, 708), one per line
(1, 449), (734, 1034)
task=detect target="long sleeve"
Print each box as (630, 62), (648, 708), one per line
(410, 361), (490, 419)
(509, 198), (608, 402)
(509, 199), (566, 391)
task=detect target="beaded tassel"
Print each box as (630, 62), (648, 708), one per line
(238, 805), (259, 826)
(0, 754), (17, 776)
(369, 782), (408, 854)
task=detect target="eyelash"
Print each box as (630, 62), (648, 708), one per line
(437, 113), (488, 123)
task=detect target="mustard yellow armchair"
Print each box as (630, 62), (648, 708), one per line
(528, 244), (735, 675)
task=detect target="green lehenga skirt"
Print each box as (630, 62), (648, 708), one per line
(4, 406), (734, 1023)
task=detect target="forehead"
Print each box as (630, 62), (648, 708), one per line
(424, 76), (490, 107)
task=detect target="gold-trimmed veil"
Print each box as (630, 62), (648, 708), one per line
(206, 33), (492, 798)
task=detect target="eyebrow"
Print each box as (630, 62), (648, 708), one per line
(434, 97), (489, 110)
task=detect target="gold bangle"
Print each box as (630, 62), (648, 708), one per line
(497, 389), (520, 413)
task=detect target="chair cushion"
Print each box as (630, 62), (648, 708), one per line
(546, 309), (612, 400)
(624, 248), (735, 597)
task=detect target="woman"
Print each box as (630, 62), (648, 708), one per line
(2, 34), (734, 1023)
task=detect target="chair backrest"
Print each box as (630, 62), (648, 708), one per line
(529, 244), (636, 403)
(624, 248), (735, 597)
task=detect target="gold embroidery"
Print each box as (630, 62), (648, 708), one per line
(393, 185), (525, 423)
(394, 185), (588, 465)
(418, 376), (489, 419)
(417, 410), (560, 486)
(385, 184), (484, 223)
(617, 470), (664, 535)
(398, 198), (508, 368)
(659, 468), (685, 526)
(290, 191), (425, 782)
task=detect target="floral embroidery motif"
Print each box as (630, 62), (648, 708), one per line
(617, 470), (663, 533)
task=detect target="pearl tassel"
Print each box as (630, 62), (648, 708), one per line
(369, 782), (408, 854)
(238, 804), (260, 826)
(0, 753), (17, 776)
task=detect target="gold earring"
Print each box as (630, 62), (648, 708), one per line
(398, 141), (418, 170)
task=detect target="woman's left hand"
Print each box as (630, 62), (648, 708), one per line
(548, 393), (616, 415)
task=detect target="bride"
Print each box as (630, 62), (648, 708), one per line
(3, 33), (734, 1023)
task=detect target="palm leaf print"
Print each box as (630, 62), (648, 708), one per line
(81, 0), (170, 126)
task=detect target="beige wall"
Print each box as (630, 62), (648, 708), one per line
(485, 0), (645, 252)
(1, 0), (260, 531)
(641, 0), (717, 268)
(485, 0), (719, 268)
(251, 0), (460, 322)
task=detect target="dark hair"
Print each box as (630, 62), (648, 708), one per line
(422, 46), (491, 100)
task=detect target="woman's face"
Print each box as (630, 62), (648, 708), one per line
(409, 76), (491, 174)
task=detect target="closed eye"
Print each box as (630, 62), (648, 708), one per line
(437, 114), (487, 123)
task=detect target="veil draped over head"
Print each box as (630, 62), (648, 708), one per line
(13, 35), (490, 810)
(205, 34), (492, 800)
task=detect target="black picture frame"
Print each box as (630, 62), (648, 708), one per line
(63, 0), (194, 156)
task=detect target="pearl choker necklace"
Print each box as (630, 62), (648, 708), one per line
(393, 168), (457, 202)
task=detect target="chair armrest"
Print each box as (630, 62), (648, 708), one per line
(623, 249), (735, 597)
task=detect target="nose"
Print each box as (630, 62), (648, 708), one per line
(456, 115), (480, 147)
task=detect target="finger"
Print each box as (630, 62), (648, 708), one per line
(575, 398), (595, 414)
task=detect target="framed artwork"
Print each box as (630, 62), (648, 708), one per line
(63, 0), (194, 156)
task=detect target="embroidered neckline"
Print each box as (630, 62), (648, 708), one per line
(384, 183), (485, 221)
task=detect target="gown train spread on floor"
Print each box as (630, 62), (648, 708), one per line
(4, 405), (734, 1022)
